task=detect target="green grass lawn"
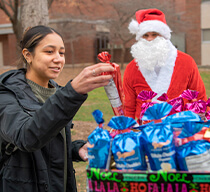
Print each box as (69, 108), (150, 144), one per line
(73, 86), (114, 122)
(200, 70), (210, 97)
(74, 70), (210, 122)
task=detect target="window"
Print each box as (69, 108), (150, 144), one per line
(96, 33), (109, 50)
(95, 32), (109, 62)
(202, 0), (210, 2)
(202, 29), (210, 42)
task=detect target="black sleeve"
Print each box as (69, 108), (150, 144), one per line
(72, 140), (87, 162)
(0, 82), (87, 152)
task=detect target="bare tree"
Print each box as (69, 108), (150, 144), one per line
(0, 1), (20, 41)
(107, 0), (139, 69)
(0, 0), (54, 67)
(21, 0), (49, 33)
(50, 0), (111, 65)
(0, 0), (54, 42)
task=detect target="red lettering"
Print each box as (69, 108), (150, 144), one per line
(130, 182), (147, 192)
(200, 184), (209, 192)
(130, 182), (139, 192)
(138, 183), (147, 192)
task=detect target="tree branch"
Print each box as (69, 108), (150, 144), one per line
(13, 0), (19, 22)
(4, 0), (14, 12)
(0, 0), (13, 21)
(48, 0), (54, 8)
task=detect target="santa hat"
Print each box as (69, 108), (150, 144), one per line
(128, 9), (172, 40)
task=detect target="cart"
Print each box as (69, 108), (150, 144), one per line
(86, 167), (210, 192)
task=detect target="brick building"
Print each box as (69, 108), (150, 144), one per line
(201, 0), (210, 66)
(0, 0), (209, 67)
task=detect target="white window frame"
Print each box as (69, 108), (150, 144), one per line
(202, 29), (210, 43)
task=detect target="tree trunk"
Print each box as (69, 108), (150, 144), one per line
(20, 0), (49, 33)
(18, 0), (49, 67)
(120, 44), (126, 69)
(110, 43), (114, 63)
(70, 41), (75, 68)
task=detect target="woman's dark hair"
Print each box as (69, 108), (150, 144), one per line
(18, 25), (63, 68)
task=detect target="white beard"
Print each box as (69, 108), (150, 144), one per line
(131, 36), (170, 71)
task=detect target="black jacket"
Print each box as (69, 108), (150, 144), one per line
(0, 69), (87, 192)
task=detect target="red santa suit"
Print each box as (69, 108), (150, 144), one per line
(123, 48), (207, 120)
(123, 8), (207, 120)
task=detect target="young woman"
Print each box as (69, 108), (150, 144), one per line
(0, 25), (114, 192)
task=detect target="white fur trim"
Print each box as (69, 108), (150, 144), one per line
(137, 41), (177, 100)
(128, 19), (139, 35)
(133, 20), (172, 40)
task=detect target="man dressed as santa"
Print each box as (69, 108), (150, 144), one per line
(123, 8), (207, 121)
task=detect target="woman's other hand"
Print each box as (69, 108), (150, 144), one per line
(71, 63), (114, 94)
(78, 143), (88, 161)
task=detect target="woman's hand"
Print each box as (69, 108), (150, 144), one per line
(71, 63), (114, 94)
(78, 143), (88, 161)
